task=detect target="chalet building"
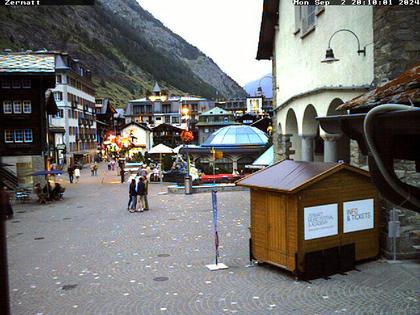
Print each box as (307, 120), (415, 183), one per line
(114, 108), (126, 132)
(47, 51), (97, 165)
(152, 123), (184, 148)
(0, 52), (58, 188)
(124, 82), (213, 130)
(196, 107), (237, 144)
(95, 98), (116, 145)
(120, 122), (153, 154)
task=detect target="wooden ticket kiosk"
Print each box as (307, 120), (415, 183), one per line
(236, 160), (379, 279)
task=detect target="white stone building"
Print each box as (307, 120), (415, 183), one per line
(48, 52), (97, 165)
(257, 2), (374, 163)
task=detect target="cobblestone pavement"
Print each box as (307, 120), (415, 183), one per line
(6, 164), (420, 315)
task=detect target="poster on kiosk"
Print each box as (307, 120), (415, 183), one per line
(343, 199), (374, 233)
(304, 203), (338, 240)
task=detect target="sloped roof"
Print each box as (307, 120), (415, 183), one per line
(337, 63), (420, 111)
(200, 107), (232, 116)
(121, 122), (152, 132)
(252, 145), (274, 166)
(0, 54), (55, 73)
(256, 0), (279, 60)
(236, 160), (370, 193)
(153, 82), (161, 93)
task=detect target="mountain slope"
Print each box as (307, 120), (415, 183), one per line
(0, 0), (246, 105)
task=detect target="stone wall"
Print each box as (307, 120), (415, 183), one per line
(372, 7), (420, 259)
(373, 7), (420, 85)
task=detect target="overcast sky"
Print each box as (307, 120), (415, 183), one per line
(137, 0), (271, 86)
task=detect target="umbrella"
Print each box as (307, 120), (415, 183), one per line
(148, 144), (174, 182)
(31, 170), (63, 176)
(148, 143), (174, 154)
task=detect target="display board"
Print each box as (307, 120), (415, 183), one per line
(304, 203), (338, 240)
(343, 199), (374, 233)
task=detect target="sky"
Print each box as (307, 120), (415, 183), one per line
(137, 0), (272, 87)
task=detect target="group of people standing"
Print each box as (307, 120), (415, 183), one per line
(128, 167), (149, 213)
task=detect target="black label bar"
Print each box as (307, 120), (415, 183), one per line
(1, 0), (95, 5)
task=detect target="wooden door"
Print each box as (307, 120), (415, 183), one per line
(267, 193), (287, 267)
(250, 190), (268, 261)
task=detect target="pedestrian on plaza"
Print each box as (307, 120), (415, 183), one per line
(136, 177), (146, 212)
(153, 166), (159, 182)
(93, 162), (98, 176)
(128, 178), (137, 212)
(1, 186), (13, 220)
(143, 175), (149, 211)
(90, 162), (95, 176)
(68, 165), (74, 183)
(120, 168), (125, 183)
(74, 167), (81, 183)
(111, 160), (115, 171)
(107, 161), (112, 171)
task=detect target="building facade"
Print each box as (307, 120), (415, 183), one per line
(258, 2), (374, 163)
(216, 97), (273, 117)
(124, 83), (214, 130)
(196, 107), (237, 144)
(0, 53), (57, 188)
(48, 52), (97, 165)
(95, 98), (116, 145)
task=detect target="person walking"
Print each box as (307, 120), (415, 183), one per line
(90, 162), (95, 176)
(143, 175), (149, 211)
(68, 165), (74, 184)
(128, 179), (137, 212)
(136, 177), (146, 212)
(120, 168), (125, 183)
(93, 162), (98, 176)
(74, 167), (81, 183)
(1, 186), (13, 219)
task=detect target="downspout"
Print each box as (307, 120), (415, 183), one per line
(363, 104), (420, 208)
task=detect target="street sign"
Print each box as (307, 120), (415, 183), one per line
(206, 190), (228, 271)
(56, 144), (66, 150)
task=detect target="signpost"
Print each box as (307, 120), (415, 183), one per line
(206, 190), (228, 271)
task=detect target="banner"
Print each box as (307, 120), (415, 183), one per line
(304, 203), (338, 240)
(211, 191), (219, 261)
(343, 199), (374, 233)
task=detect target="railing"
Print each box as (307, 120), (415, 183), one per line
(0, 167), (18, 190)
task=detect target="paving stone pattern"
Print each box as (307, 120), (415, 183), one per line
(6, 164), (420, 314)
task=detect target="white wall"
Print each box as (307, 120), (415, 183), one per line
(275, 5), (374, 106)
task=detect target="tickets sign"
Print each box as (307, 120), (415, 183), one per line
(343, 199), (374, 233)
(304, 203), (338, 240)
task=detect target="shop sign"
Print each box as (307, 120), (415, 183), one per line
(343, 199), (374, 233)
(304, 203), (338, 240)
(57, 144), (66, 150)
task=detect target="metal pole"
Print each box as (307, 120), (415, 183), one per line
(0, 157), (11, 314)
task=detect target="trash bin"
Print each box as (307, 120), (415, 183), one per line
(184, 175), (192, 195)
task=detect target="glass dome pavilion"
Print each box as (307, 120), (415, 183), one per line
(201, 125), (268, 147)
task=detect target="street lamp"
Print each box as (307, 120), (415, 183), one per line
(321, 29), (366, 64)
(256, 75), (272, 97)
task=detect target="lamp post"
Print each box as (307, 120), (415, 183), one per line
(321, 29), (367, 64)
(181, 106), (192, 194)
